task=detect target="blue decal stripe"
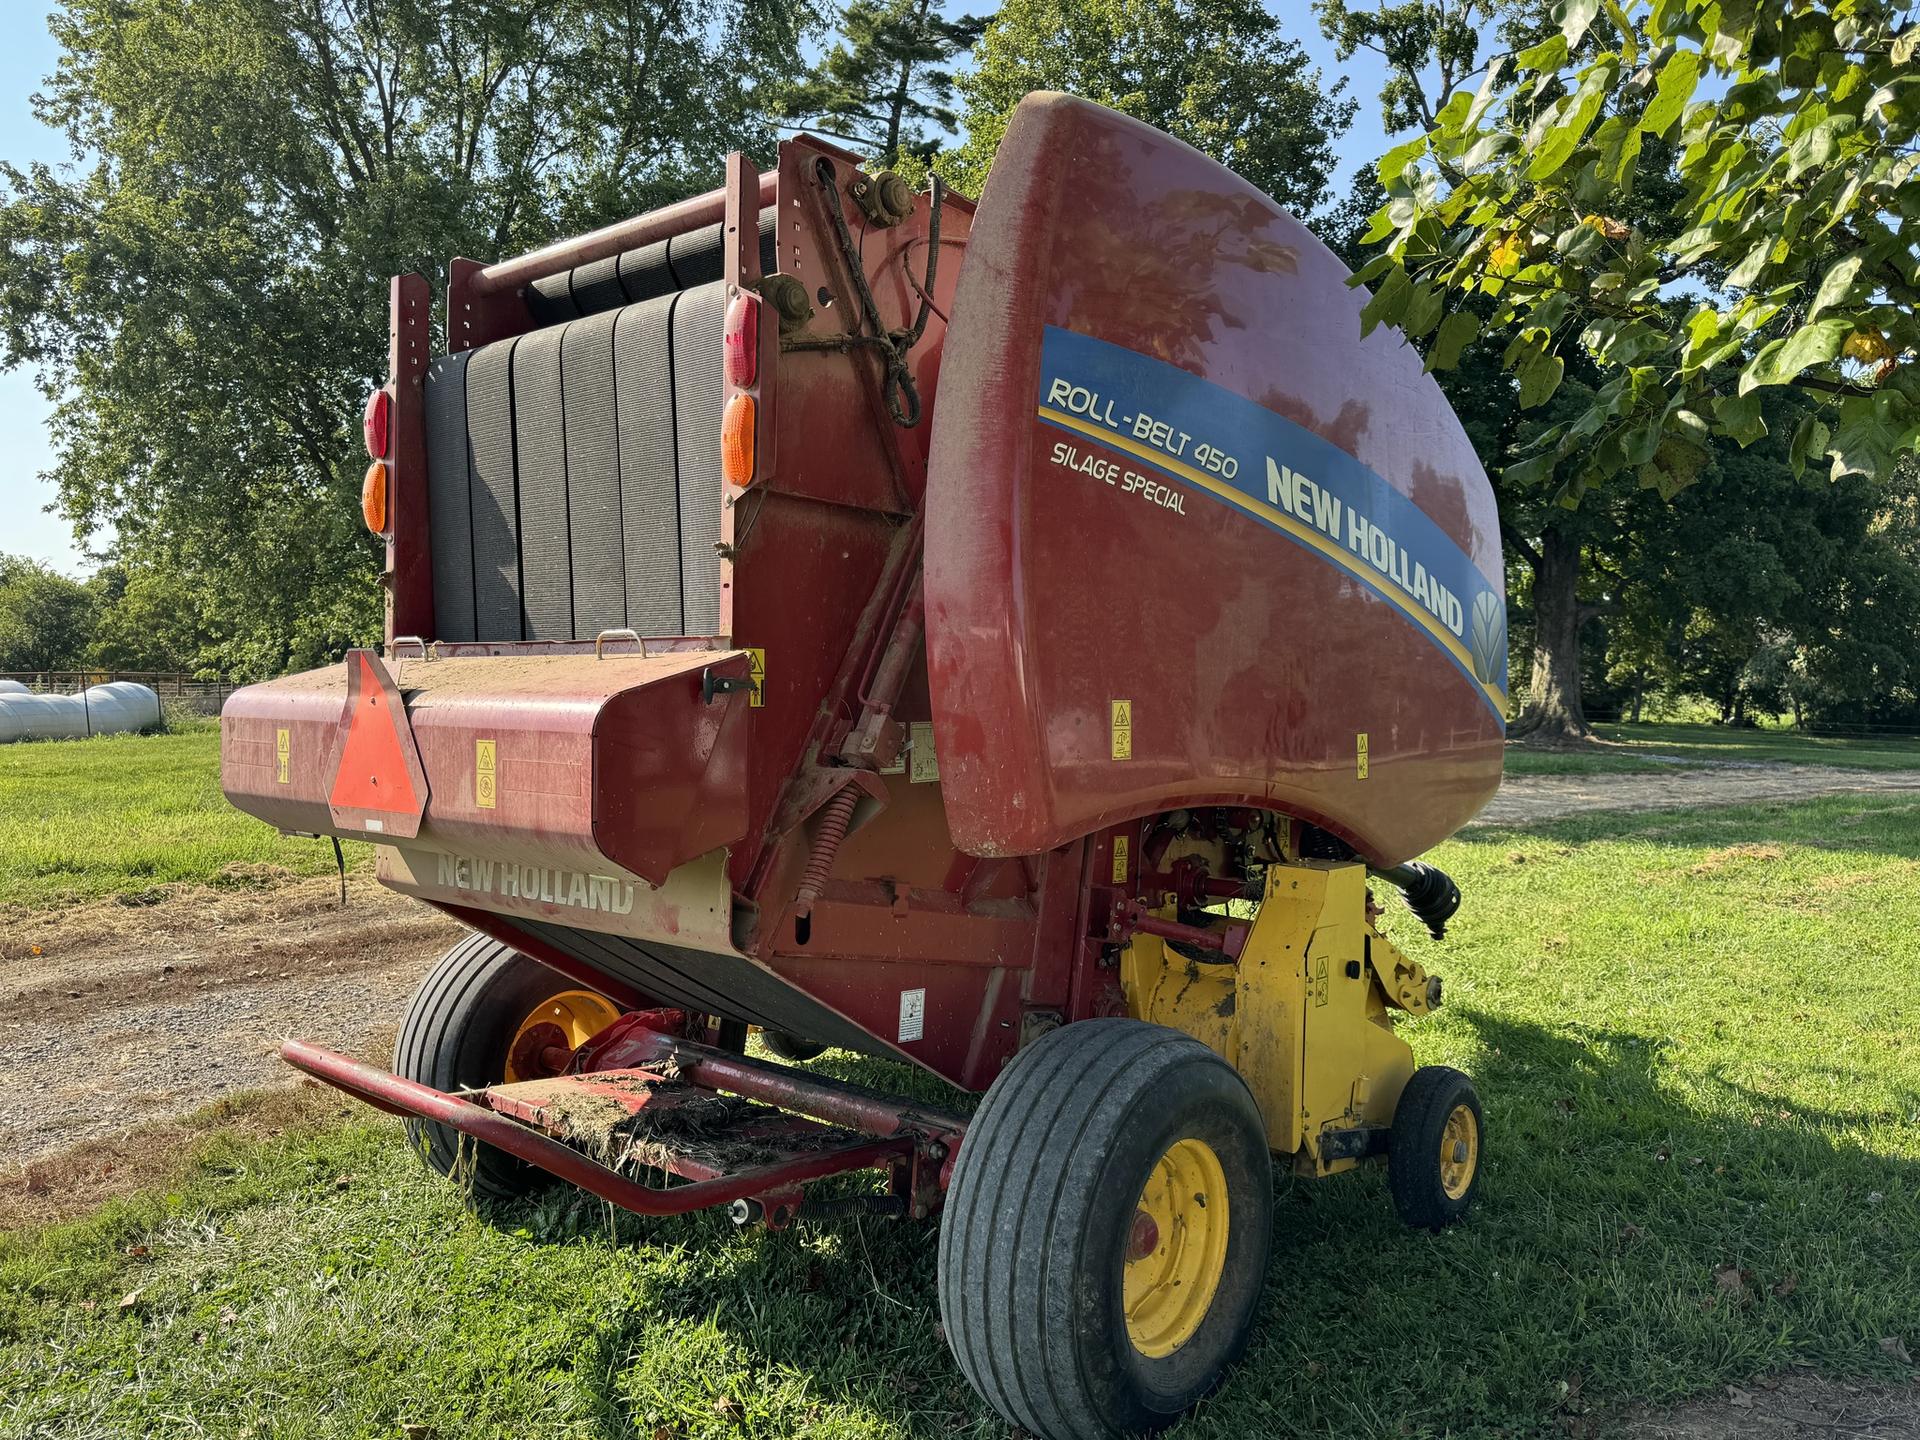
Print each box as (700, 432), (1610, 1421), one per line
(1036, 404), (1508, 720)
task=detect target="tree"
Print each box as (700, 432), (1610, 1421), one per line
(86, 560), (221, 674)
(1327, 0), (1920, 738)
(941, 0), (1358, 216)
(0, 555), (95, 672)
(773, 0), (986, 161)
(0, 0), (808, 681)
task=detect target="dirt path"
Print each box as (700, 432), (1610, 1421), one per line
(1474, 762), (1920, 827)
(1619, 1371), (1920, 1438)
(0, 874), (460, 1166)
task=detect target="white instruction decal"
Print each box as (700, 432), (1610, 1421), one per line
(909, 720), (939, 783)
(898, 987), (926, 1043)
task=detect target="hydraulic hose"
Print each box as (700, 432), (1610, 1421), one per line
(1370, 860), (1462, 940)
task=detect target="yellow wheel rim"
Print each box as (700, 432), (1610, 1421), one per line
(1122, 1137), (1231, 1358)
(1438, 1102), (1479, 1200)
(504, 989), (623, 1082)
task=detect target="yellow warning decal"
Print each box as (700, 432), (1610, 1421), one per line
(475, 738), (497, 809)
(275, 727), (290, 785)
(1313, 953), (1329, 1007)
(745, 647), (766, 708)
(1111, 833), (1131, 885)
(1111, 699), (1133, 761)
(1356, 732), (1370, 780)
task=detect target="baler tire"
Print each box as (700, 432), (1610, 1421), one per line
(392, 932), (607, 1206)
(937, 1018), (1272, 1440)
(1388, 1065), (1484, 1232)
(758, 1030), (827, 1063)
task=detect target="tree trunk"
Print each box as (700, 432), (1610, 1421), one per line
(1509, 523), (1591, 741)
(1630, 670), (1645, 724)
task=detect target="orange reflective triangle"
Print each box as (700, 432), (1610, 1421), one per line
(330, 651), (422, 815)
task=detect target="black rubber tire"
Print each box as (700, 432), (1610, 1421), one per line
(758, 1030), (827, 1063)
(391, 931), (605, 1204)
(938, 1018), (1273, 1440)
(1388, 1065), (1485, 1231)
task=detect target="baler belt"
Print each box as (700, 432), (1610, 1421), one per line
(559, 311), (626, 639)
(464, 339), (524, 640)
(511, 326), (574, 640)
(613, 293), (685, 634)
(671, 283), (726, 635)
(422, 352), (477, 640)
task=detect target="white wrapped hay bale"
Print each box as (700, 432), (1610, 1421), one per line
(0, 681), (162, 742)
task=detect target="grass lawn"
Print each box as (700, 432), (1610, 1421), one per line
(1504, 721), (1920, 776)
(0, 723), (369, 911)
(4, 790), (1919, 1436)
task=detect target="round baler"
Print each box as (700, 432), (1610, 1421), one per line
(224, 92), (1505, 1438)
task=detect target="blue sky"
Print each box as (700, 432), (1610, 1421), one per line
(0, 3), (1400, 577)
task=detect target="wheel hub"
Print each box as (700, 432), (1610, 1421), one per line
(1122, 1137), (1230, 1358)
(504, 989), (623, 1083)
(1438, 1102), (1479, 1199)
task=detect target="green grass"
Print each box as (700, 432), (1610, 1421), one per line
(0, 724), (369, 911)
(5, 793), (1920, 1437)
(1503, 720), (1920, 775)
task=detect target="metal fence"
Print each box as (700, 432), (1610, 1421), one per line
(0, 670), (237, 716)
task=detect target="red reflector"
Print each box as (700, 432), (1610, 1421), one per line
(724, 295), (759, 388)
(363, 389), (391, 459)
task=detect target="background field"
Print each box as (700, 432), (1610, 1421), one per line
(4, 787), (1918, 1438)
(1500, 722), (1920, 776)
(0, 724), (369, 911)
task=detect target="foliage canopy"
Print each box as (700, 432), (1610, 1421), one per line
(1356, 0), (1920, 505)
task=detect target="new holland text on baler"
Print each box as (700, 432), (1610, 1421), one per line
(223, 93), (1508, 1438)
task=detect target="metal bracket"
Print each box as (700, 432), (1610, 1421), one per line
(703, 668), (755, 705)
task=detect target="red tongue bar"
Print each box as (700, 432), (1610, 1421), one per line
(327, 649), (429, 839)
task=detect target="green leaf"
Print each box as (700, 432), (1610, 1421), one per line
(1738, 316), (1856, 393)
(1401, 282), (1444, 340)
(1895, 28), (1920, 66)
(1516, 34), (1570, 72)
(1426, 310), (1480, 372)
(1639, 48), (1701, 136)
(1726, 241), (1772, 289)
(1348, 254), (1395, 286)
(1712, 392), (1769, 446)
(1829, 394), (1899, 480)
(1376, 133), (1429, 186)
(1556, 0), (1600, 49)
(1529, 66), (1613, 180)
(1671, 408), (1710, 445)
(1504, 453), (1557, 489)
(1359, 266), (1412, 339)
(1808, 253), (1863, 320)
(1786, 113), (1858, 180)
(1788, 413), (1831, 476)
(1518, 349), (1566, 408)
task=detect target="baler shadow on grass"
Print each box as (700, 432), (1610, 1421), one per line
(5, 792), (1920, 1438)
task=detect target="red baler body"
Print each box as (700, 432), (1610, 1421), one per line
(222, 96), (1504, 1099)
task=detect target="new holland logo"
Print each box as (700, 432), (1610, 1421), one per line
(1469, 589), (1507, 687)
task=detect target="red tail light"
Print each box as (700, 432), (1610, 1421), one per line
(724, 295), (759, 388)
(363, 388), (391, 459)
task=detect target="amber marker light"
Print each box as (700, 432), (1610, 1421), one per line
(722, 393), (756, 487)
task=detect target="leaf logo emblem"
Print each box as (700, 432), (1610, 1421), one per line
(1469, 589), (1507, 687)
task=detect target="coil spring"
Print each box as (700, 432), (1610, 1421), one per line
(794, 787), (860, 919)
